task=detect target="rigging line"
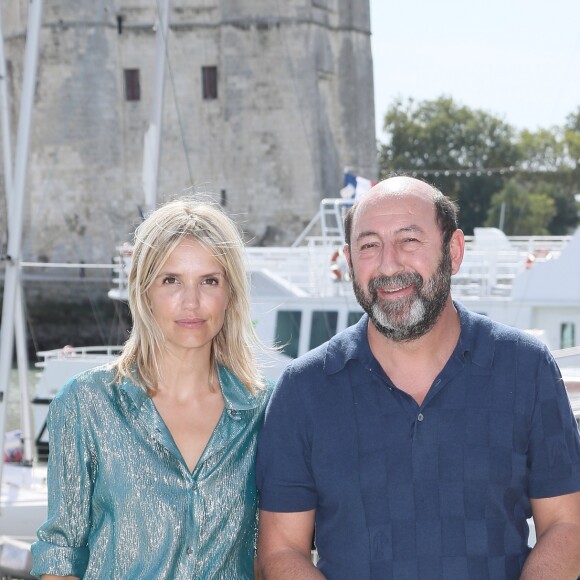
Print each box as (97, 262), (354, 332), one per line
(108, 0), (131, 210)
(155, 0), (194, 187)
(108, 299), (129, 345)
(21, 291), (40, 361)
(197, 0), (226, 191)
(82, 279), (113, 345)
(273, 0), (315, 164)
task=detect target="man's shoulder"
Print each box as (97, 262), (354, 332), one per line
(457, 301), (549, 351)
(285, 320), (365, 377)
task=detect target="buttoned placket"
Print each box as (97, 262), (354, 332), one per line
(181, 465), (199, 575)
(180, 405), (247, 576)
(370, 368), (444, 440)
(136, 397), (202, 577)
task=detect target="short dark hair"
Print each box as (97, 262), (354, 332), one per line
(344, 182), (459, 246)
(432, 186), (460, 246)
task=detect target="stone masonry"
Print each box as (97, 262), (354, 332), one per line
(0, 0), (376, 265)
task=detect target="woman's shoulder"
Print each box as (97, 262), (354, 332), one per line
(53, 362), (120, 404)
(217, 365), (275, 411)
(255, 376), (276, 407)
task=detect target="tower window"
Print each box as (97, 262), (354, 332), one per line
(124, 69), (140, 101)
(202, 66), (218, 100)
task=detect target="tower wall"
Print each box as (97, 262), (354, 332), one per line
(1, 0), (376, 262)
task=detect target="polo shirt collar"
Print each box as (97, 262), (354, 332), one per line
(324, 314), (373, 375)
(323, 301), (496, 376)
(454, 301), (495, 369)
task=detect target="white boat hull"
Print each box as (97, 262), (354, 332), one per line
(0, 463), (47, 540)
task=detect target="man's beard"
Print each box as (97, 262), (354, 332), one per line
(352, 244), (452, 342)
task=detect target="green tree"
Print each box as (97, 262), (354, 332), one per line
(514, 115), (579, 234)
(485, 180), (556, 235)
(379, 97), (580, 235)
(379, 96), (520, 234)
(517, 128), (565, 172)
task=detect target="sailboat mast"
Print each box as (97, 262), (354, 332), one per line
(0, 5), (34, 465)
(142, 0), (170, 213)
(0, 0), (44, 473)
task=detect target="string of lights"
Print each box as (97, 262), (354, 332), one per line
(402, 166), (571, 178)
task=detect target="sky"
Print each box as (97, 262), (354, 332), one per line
(369, 0), (580, 142)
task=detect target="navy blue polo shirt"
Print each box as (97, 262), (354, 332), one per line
(256, 302), (580, 580)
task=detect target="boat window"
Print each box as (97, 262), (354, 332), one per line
(347, 311), (364, 327)
(309, 311), (338, 350)
(124, 69), (141, 101)
(202, 66), (218, 100)
(560, 322), (576, 349)
(275, 311), (302, 359)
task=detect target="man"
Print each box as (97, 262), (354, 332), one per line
(256, 176), (580, 579)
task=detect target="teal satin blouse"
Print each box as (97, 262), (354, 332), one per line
(31, 364), (271, 579)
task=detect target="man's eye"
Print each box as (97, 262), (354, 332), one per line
(399, 238), (422, 248)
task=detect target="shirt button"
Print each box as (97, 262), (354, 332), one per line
(417, 413), (424, 422)
(191, 482), (198, 491)
(186, 547), (193, 556)
(228, 409), (241, 420)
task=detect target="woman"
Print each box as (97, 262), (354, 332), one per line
(31, 198), (272, 579)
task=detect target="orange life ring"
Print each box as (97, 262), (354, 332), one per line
(330, 250), (342, 280)
(525, 248), (552, 269)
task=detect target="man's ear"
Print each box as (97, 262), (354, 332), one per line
(343, 243), (351, 267)
(449, 229), (465, 276)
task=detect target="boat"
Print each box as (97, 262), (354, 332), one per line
(110, 196), (580, 410)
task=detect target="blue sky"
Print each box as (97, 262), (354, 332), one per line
(369, 0), (580, 141)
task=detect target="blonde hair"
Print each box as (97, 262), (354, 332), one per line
(114, 198), (265, 395)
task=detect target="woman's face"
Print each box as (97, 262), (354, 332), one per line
(147, 238), (229, 359)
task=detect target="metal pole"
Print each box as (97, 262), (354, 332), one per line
(142, 0), (170, 212)
(0, 0), (44, 476)
(499, 201), (506, 232)
(0, 4), (12, 193)
(0, 4), (34, 465)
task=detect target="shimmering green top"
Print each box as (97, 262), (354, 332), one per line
(31, 364), (271, 579)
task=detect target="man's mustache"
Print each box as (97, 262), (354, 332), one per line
(368, 272), (423, 295)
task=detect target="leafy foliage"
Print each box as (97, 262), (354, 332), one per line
(378, 97), (580, 235)
(485, 181), (556, 235)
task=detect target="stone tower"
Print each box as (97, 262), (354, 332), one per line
(1, 0), (376, 263)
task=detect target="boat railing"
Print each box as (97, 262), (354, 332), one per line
(35, 345), (124, 368)
(451, 234), (571, 299)
(108, 206), (573, 303)
(246, 239), (352, 298)
(552, 345), (580, 367)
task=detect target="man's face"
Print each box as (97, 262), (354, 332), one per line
(347, 185), (457, 342)
(352, 243), (452, 342)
